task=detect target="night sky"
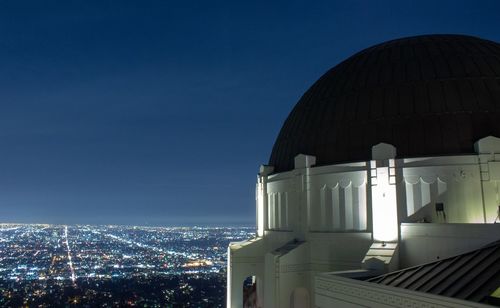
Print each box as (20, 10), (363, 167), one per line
(0, 1), (499, 226)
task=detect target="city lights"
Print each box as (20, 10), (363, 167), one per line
(0, 224), (254, 306)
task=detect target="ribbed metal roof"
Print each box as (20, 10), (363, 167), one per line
(368, 241), (500, 305)
(270, 34), (500, 172)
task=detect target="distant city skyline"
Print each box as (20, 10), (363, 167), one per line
(1, 0), (500, 225)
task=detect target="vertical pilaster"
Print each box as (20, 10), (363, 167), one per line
(258, 165), (274, 236)
(371, 143), (398, 243)
(294, 154), (316, 240)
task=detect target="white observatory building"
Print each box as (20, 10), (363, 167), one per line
(227, 35), (500, 307)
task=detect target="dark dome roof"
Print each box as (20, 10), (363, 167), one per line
(270, 34), (500, 172)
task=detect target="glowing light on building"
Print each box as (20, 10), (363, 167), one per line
(371, 164), (398, 242)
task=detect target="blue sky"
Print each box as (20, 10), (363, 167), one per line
(0, 0), (499, 225)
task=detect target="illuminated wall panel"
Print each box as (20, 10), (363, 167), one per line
(372, 164), (398, 242)
(310, 171), (368, 232)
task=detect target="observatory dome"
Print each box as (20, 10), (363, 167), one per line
(270, 34), (500, 172)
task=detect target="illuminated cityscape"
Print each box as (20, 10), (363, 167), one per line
(0, 224), (254, 307)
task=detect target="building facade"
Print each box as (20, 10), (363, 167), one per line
(228, 34), (500, 307)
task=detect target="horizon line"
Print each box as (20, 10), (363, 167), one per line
(0, 220), (256, 228)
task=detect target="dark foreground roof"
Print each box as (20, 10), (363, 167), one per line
(368, 241), (500, 306)
(270, 34), (500, 172)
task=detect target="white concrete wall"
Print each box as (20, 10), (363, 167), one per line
(397, 156), (486, 223)
(228, 137), (500, 308)
(307, 232), (372, 271)
(308, 164), (368, 232)
(276, 242), (310, 308)
(227, 239), (265, 308)
(400, 223), (500, 267)
(266, 161), (370, 235)
(267, 174), (297, 231)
